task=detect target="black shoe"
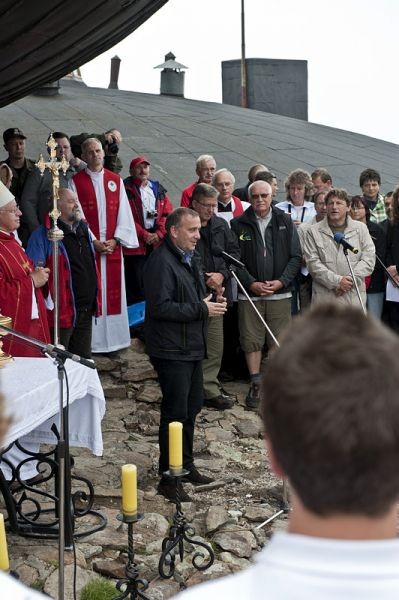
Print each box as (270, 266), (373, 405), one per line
(204, 394), (234, 410)
(182, 467), (214, 485)
(246, 383), (261, 409)
(157, 479), (192, 502)
(220, 388), (237, 401)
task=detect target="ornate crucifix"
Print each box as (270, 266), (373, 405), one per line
(35, 134), (69, 344)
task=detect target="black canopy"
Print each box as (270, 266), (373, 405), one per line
(0, 0), (168, 107)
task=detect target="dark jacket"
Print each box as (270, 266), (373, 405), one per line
(386, 221), (399, 282)
(196, 215), (241, 302)
(143, 235), (208, 360)
(230, 206), (301, 294)
(367, 221), (386, 294)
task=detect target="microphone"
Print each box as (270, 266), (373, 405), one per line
(333, 232), (359, 254)
(45, 344), (96, 369)
(212, 245), (245, 269)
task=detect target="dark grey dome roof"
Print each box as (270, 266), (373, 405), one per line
(1, 79), (397, 204)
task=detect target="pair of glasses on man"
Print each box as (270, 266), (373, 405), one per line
(0, 205), (20, 213)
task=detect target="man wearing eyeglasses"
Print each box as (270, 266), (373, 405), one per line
(231, 180), (301, 409)
(191, 183), (240, 410)
(0, 182), (50, 357)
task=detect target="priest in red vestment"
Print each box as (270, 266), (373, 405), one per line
(0, 182), (50, 357)
(70, 138), (138, 353)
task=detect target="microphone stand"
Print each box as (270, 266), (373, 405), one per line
(222, 258), (288, 524)
(0, 324), (95, 600)
(224, 264), (280, 348)
(342, 248), (367, 315)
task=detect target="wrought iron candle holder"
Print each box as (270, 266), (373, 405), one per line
(115, 512), (151, 600)
(158, 468), (214, 580)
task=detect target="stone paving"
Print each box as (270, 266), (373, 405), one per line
(3, 340), (288, 599)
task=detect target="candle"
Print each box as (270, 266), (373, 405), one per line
(0, 513), (9, 571)
(121, 464), (137, 517)
(169, 421), (183, 472)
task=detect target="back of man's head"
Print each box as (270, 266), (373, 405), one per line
(262, 304), (399, 517)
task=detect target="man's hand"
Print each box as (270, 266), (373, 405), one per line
(205, 272), (224, 291)
(93, 239), (107, 254)
(30, 267), (50, 288)
(336, 275), (353, 296)
(387, 265), (399, 286)
(145, 233), (160, 245)
(264, 280), (283, 294)
(104, 130), (122, 145)
(249, 281), (270, 296)
(103, 239), (118, 254)
(203, 293), (227, 317)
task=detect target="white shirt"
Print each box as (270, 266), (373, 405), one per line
(180, 531), (399, 600)
(276, 200), (316, 225)
(0, 570), (46, 598)
(140, 182), (157, 229)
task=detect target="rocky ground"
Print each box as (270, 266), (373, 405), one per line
(3, 340), (288, 599)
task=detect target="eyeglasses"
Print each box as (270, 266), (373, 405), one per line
(196, 202), (217, 210)
(0, 205), (20, 214)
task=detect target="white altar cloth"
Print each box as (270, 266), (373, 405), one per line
(0, 357), (105, 479)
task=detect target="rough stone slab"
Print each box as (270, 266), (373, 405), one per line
(234, 418), (262, 439)
(147, 579), (181, 600)
(205, 506), (229, 533)
(121, 367), (157, 382)
(136, 384), (162, 403)
(44, 564), (101, 600)
(243, 505), (276, 522)
(194, 480), (226, 493)
(212, 529), (257, 558)
(204, 426), (235, 443)
(103, 384), (127, 399)
(94, 356), (120, 372)
(15, 564), (38, 586)
(219, 551), (251, 570)
(93, 558), (126, 579)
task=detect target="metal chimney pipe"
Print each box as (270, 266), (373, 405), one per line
(108, 55), (121, 89)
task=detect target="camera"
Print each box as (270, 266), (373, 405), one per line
(107, 136), (119, 155)
(146, 210), (158, 219)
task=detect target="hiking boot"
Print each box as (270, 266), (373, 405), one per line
(203, 394), (234, 410)
(182, 466), (214, 485)
(246, 382), (261, 409)
(157, 478), (192, 502)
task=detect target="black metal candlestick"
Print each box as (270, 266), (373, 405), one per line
(158, 469), (214, 580)
(115, 512), (151, 600)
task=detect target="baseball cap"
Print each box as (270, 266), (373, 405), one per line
(130, 156), (150, 170)
(3, 128), (27, 143)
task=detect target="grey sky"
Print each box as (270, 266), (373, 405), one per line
(81, 0), (399, 144)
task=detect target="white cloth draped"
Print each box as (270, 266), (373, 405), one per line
(0, 357), (105, 479)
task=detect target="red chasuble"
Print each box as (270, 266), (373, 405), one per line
(0, 232), (50, 357)
(73, 169), (122, 315)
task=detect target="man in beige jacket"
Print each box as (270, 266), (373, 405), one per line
(303, 188), (375, 307)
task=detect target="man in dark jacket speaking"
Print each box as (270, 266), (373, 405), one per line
(231, 181), (301, 409)
(143, 207), (227, 502)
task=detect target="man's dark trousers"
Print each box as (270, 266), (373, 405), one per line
(151, 357), (203, 474)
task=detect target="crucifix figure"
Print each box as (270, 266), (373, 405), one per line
(35, 134), (69, 241)
(35, 134), (69, 344)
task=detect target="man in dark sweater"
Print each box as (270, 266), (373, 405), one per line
(27, 187), (98, 358)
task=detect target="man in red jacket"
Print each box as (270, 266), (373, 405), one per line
(123, 156), (173, 305)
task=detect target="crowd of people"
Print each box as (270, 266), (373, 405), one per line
(0, 127), (396, 496)
(3, 127), (399, 597)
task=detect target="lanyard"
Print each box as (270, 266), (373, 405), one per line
(288, 204), (306, 222)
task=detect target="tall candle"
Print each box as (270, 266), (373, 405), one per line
(169, 421), (183, 472)
(121, 464), (137, 517)
(0, 513), (9, 571)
